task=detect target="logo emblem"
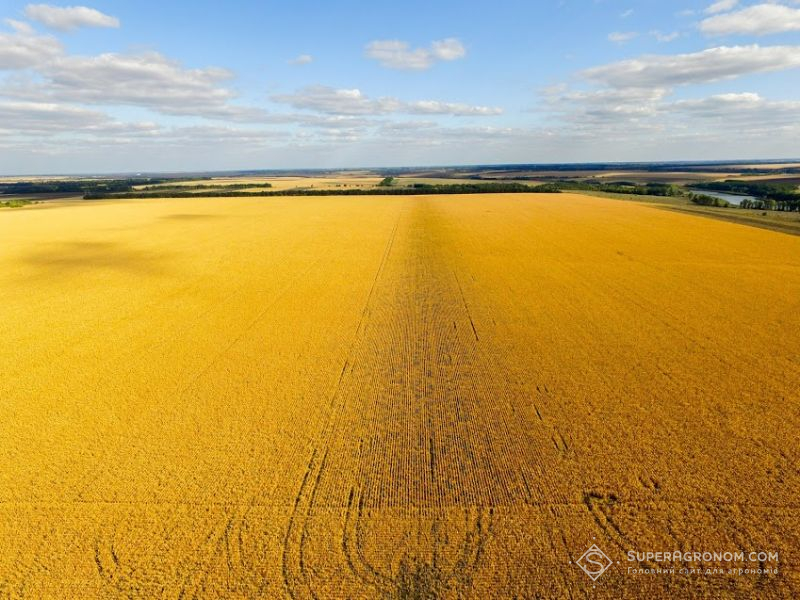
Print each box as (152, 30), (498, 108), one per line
(576, 544), (613, 581)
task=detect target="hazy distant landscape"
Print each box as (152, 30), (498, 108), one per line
(5, 160), (800, 236)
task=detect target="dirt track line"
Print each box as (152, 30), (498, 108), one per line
(341, 485), (391, 592)
(453, 270), (480, 342)
(172, 257), (324, 405)
(282, 448), (318, 599)
(281, 205), (405, 599)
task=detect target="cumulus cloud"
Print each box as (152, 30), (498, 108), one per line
(44, 52), (235, 110)
(0, 15), (289, 127)
(608, 31), (639, 43)
(0, 46), (273, 122)
(542, 86), (669, 128)
(273, 86), (387, 115)
(667, 93), (800, 128)
(378, 120), (438, 133)
(24, 4), (120, 31)
(583, 45), (800, 88)
(155, 125), (291, 145)
(271, 85), (502, 117)
(365, 38), (466, 70)
(700, 4), (800, 36)
(430, 38), (466, 60)
(541, 38), (800, 144)
(0, 20), (62, 69)
(705, 0), (738, 15)
(541, 78), (800, 154)
(672, 92), (762, 112)
(288, 54), (313, 65)
(0, 22), (496, 130)
(650, 30), (679, 43)
(0, 100), (110, 131)
(411, 100), (503, 116)
(4, 18), (34, 34)
(0, 100), (158, 135)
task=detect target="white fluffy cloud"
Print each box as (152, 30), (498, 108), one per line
(705, 0), (738, 15)
(701, 4), (800, 36)
(430, 38), (466, 60)
(650, 30), (679, 43)
(272, 85), (502, 116)
(0, 19), (495, 130)
(44, 52), (236, 111)
(0, 100), (160, 138)
(0, 20), (61, 69)
(608, 31), (639, 43)
(541, 37), (800, 146)
(288, 54), (313, 65)
(543, 86), (669, 129)
(365, 38), (466, 70)
(583, 45), (800, 88)
(3, 51), (276, 123)
(543, 81), (800, 150)
(0, 100), (111, 132)
(672, 92), (763, 113)
(0, 22), (271, 123)
(24, 4), (119, 31)
(667, 93), (800, 129)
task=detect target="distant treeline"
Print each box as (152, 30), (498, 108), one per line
(738, 197), (800, 211)
(469, 180), (685, 197)
(84, 181), (691, 200)
(22, 176), (795, 212)
(0, 178), (276, 198)
(0, 178), (169, 195)
(84, 182), (562, 199)
(454, 161), (800, 174)
(693, 180), (800, 211)
(689, 194), (732, 208)
(548, 181), (683, 196)
(138, 183), (271, 191)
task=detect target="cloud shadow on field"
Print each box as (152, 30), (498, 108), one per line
(21, 240), (172, 278)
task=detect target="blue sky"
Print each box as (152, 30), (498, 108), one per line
(1, 0), (799, 173)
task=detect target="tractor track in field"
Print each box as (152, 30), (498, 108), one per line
(281, 198), (558, 598)
(282, 205), (404, 599)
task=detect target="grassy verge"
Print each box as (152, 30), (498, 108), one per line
(663, 205), (800, 237)
(576, 190), (690, 206)
(0, 198), (32, 208)
(579, 190), (800, 236)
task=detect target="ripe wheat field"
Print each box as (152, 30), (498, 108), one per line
(1, 193), (798, 598)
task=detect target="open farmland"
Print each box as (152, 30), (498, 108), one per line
(1, 193), (799, 598)
(134, 176), (386, 192)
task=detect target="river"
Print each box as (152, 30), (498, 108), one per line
(688, 189), (757, 206)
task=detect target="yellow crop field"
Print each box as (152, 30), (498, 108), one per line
(1, 193), (798, 598)
(137, 176), (385, 191)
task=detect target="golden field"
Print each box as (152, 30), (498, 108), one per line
(134, 176), (386, 191)
(1, 193), (799, 598)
